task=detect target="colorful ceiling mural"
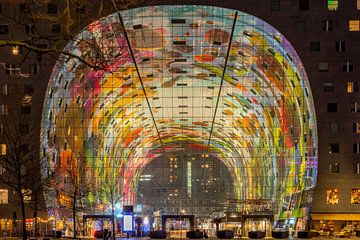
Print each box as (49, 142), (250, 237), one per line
(41, 5), (317, 220)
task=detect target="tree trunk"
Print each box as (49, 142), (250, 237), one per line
(73, 195), (76, 239)
(20, 195), (27, 240)
(34, 194), (38, 237)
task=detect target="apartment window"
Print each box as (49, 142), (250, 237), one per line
(330, 162), (339, 173)
(21, 105), (31, 114)
(51, 24), (61, 34)
(47, 3), (58, 14)
(327, 102), (337, 112)
(323, 83), (334, 92)
(0, 104), (8, 115)
(26, 24), (35, 35)
(19, 3), (29, 14)
(24, 85), (34, 95)
(351, 102), (360, 113)
(326, 189), (339, 204)
(354, 142), (360, 154)
(355, 162), (360, 174)
(0, 144), (6, 155)
(0, 124), (4, 135)
(19, 124), (29, 135)
(75, 4), (87, 14)
(29, 63), (40, 74)
(1, 84), (8, 95)
(5, 64), (15, 75)
(310, 41), (320, 51)
(327, 0), (338, 10)
(22, 189), (32, 203)
(322, 20), (333, 31)
(319, 62), (329, 72)
(347, 82), (358, 93)
(0, 25), (9, 35)
(299, 0), (309, 10)
(352, 189), (360, 204)
(353, 123), (360, 133)
(329, 122), (339, 133)
(358, 0), (360, 10)
(270, 0), (280, 11)
(12, 46), (21, 55)
(20, 144), (29, 153)
(329, 143), (339, 154)
(349, 20), (360, 31)
(0, 189), (8, 204)
(335, 41), (346, 52)
(343, 61), (353, 72)
(295, 21), (306, 32)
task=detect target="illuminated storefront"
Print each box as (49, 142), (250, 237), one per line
(41, 5), (317, 230)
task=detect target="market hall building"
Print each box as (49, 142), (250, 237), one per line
(0, 0), (359, 237)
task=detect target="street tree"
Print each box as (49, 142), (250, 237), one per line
(0, 109), (46, 240)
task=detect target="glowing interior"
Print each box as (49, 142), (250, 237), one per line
(41, 5), (317, 220)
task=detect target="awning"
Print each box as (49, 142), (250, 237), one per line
(311, 213), (360, 221)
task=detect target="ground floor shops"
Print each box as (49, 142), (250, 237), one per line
(311, 213), (360, 237)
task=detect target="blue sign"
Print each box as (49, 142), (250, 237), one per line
(122, 214), (134, 232)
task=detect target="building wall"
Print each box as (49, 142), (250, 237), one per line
(0, 0), (359, 220)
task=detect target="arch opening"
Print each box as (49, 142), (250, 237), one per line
(41, 5), (317, 230)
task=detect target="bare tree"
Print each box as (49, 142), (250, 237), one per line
(0, 110), (44, 240)
(107, 180), (122, 238)
(60, 154), (91, 239)
(0, 0), (142, 73)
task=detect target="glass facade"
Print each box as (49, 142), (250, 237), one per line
(41, 5), (317, 225)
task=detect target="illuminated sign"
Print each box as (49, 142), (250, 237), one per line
(122, 214), (134, 232)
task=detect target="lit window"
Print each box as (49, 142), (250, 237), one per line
(29, 63), (40, 74)
(343, 61), (353, 72)
(26, 24), (35, 35)
(327, 189), (339, 204)
(1, 84), (8, 95)
(335, 41), (346, 52)
(327, 0), (338, 11)
(353, 123), (360, 133)
(0, 189), (8, 204)
(319, 62), (329, 72)
(12, 46), (20, 55)
(0, 104), (8, 115)
(358, 0), (360, 10)
(351, 102), (360, 113)
(329, 143), (339, 154)
(329, 122), (339, 133)
(0, 144), (6, 155)
(351, 189), (360, 204)
(323, 82), (334, 92)
(21, 189), (31, 203)
(322, 20), (333, 31)
(349, 20), (360, 31)
(329, 162), (339, 173)
(355, 162), (360, 174)
(347, 82), (358, 93)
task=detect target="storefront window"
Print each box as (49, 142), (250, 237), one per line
(326, 189), (339, 204)
(351, 189), (360, 204)
(0, 189), (8, 204)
